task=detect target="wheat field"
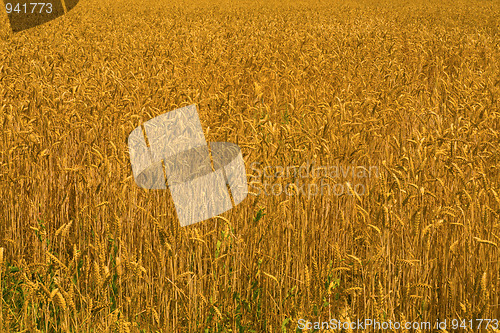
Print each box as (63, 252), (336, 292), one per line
(1, 0), (500, 331)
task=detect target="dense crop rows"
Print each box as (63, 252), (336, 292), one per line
(1, 0), (500, 331)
